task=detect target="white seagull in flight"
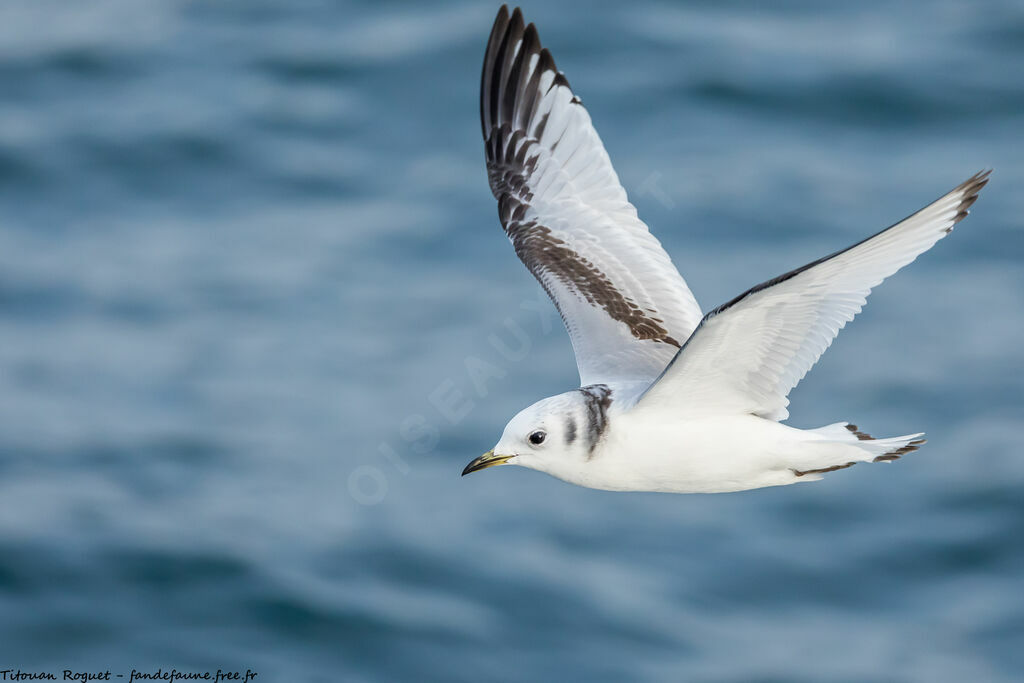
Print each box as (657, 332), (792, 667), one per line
(462, 6), (990, 493)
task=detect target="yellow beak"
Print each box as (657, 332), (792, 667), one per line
(462, 450), (514, 476)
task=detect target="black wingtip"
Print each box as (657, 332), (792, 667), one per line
(492, 4), (510, 35)
(961, 168), (992, 195)
(508, 6), (524, 34)
(950, 169), (992, 227)
(524, 20), (540, 50)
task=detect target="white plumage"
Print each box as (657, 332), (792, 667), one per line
(463, 6), (990, 494)
(638, 172), (989, 422)
(481, 5), (702, 385)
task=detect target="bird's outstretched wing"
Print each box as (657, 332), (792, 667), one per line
(637, 171), (990, 420)
(481, 6), (702, 386)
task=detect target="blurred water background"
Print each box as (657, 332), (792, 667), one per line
(0, 0), (1022, 681)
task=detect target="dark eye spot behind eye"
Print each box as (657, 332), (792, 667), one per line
(529, 431), (546, 445)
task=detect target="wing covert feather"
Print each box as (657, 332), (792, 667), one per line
(481, 6), (702, 385)
(638, 171), (990, 420)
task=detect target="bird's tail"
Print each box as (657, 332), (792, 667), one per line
(790, 422), (925, 479)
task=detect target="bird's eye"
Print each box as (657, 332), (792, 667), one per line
(528, 430), (546, 446)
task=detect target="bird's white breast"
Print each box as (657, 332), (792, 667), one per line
(571, 411), (803, 493)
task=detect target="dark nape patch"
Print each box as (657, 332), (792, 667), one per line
(564, 417), (577, 446)
(579, 384), (612, 456)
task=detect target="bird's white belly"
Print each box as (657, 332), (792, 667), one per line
(572, 414), (804, 493)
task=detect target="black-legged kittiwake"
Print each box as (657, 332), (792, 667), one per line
(462, 6), (990, 493)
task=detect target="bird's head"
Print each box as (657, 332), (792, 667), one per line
(463, 386), (611, 480)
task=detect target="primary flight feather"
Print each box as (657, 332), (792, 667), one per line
(463, 5), (989, 493)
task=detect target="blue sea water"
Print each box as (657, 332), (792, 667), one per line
(0, 0), (1022, 680)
